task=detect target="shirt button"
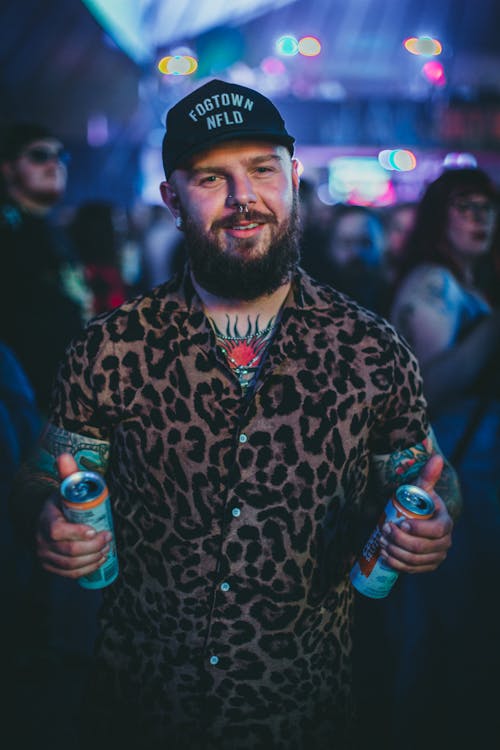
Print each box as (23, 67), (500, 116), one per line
(231, 507), (241, 518)
(209, 655), (219, 666)
(220, 582), (230, 592)
(239, 433), (248, 444)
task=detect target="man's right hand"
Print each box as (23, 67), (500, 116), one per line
(35, 453), (112, 579)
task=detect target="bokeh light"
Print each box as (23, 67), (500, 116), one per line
(276, 35), (299, 56)
(443, 152), (478, 168)
(87, 113), (108, 147)
(422, 60), (446, 86)
(260, 56), (286, 75)
(404, 36), (442, 56)
(298, 36), (321, 57)
(378, 149), (417, 172)
(391, 149), (417, 171)
(329, 157), (394, 205)
(158, 55), (198, 75)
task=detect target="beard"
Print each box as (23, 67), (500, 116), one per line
(181, 195), (301, 300)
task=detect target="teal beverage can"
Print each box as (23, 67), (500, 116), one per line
(60, 470), (119, 589)
(350, 484), (434, 599)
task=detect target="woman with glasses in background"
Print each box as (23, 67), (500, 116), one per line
(390, 167), (500, 412)
(357, 167), (500, 749)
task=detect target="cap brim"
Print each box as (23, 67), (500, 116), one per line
(165, 129), (295, 177)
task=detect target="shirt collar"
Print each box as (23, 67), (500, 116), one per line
(159, 264), (334, 335)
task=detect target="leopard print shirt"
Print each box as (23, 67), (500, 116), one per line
(50, 267), (428, 749)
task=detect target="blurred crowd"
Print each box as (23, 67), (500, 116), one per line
(1, 120), (499, 748)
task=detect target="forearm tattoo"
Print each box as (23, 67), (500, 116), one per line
(37, 423), (110, 478)
(8, 423), (108, 540)
(372, 427), (462, 520)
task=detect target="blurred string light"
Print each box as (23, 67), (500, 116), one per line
(158, 54), (198, 75)
(276, 34), (321, 57)
(328, 157), (395, 206)
(404, 36), (442, 56)
(422, 60), (446, 86)
(378, 149), (417, 172)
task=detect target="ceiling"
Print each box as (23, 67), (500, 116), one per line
(2, 0), (499, 205)
(2, 0), (499, 135)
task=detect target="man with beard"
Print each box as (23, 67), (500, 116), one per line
(9, 81), (460, 750)
(0, 122), (92, 414)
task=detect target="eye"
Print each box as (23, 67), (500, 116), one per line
(199, 174), (220, 185)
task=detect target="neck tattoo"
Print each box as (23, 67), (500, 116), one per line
(209, 314), (278, 391)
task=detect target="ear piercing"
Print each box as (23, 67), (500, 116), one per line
(175, 216), (183, 229)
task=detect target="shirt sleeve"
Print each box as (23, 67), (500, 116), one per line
(48, 321), (114, 442)
(368, 322), (430, 455)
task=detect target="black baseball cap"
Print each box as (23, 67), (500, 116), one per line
(162, 78), (295, 178)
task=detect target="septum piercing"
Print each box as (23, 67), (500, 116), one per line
(227, 195), (248, 213)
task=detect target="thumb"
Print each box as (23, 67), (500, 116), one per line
(56, 452), (79, 480)
(416, 453), (444, 494)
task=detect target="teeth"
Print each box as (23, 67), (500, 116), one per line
(233, 223), (259, 230)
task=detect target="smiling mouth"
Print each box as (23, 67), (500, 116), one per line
(229, 222), (261, 231)
(214, 210), (273, 233)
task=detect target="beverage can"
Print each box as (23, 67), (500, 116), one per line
(350, 484), (435, 599)
(60, 470), (119, 589)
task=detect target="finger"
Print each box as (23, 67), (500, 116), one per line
(57, 452), (79, 480)
(415, 453), (443, 493)
(380, 543), (450, 573)
(49, 517), (102, 542)
(39, 542), (110, 569)
(40, 555), (109, 579)
(38, 528), (111, 557)
(380, 527), (452, 555)
(40, 498), (99, 542)
(382, 514), (452, 547)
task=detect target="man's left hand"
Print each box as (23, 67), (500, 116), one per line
(378, 454), (453, 573)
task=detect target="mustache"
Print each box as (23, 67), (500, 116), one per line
(211, 211), (277, 229)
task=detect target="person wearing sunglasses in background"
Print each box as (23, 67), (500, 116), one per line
(0, 123), (95, 739)
(0, 122), (93, 416)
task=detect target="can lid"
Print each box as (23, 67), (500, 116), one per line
(61, 471), (105, 504)
(395, 484), (435, 516)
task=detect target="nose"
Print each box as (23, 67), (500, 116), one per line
(226, 176), (257, 210)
